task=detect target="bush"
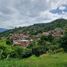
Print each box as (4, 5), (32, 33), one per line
(55, 48), (64, 53)
(32, 46), (46, 57)
(21, 48), (32, 58)
(60, 32), (67, 52)
(12, 46), (23, 58)
(6, 40), (12, 45)
(0, 45), (7, 59)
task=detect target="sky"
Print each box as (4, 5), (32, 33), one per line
(0, 0), (67, 29)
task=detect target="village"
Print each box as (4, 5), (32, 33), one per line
(9, 28), (64, 47)
(0, 0), (67, 66)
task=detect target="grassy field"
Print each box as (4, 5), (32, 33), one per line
(0, 53), (67, 67)
(0, 39), (67, 67)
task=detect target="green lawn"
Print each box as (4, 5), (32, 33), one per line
(0, 53), (67, 67)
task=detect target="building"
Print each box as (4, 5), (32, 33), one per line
(42, 28), (64, 37)
(10, 33), (33, 47)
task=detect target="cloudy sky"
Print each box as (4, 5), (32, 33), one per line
(0, 0), (67, 29)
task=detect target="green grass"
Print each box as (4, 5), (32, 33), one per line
(0, 53), (67, 67)
(0, 39), (67, 67)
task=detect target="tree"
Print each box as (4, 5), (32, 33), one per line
(6, 37), (13, 45)
(12, 46), (23, 58)
(32, 46), (46, 57)
(60, 32), (67, 52)
(21, 48), (32, 58)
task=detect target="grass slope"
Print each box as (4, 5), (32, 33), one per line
(0, 53), (67, 67)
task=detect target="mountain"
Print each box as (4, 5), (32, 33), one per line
(0, 28), (7, 32)
(0, 18), (67, 37)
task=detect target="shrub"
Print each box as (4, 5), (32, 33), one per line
(60, 32), (67, 52)
(12, 46), (23, 58)
(32, 46), (46, 57)
(21, 48), (32, 58)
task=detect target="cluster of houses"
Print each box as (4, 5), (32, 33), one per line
(42, 28), (64, 37)
(9, 28), (64, 47)
(10, 33), (33, 47)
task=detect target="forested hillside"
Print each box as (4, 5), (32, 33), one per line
(0, 18), (67, 60)
(0, 18), (67, 37)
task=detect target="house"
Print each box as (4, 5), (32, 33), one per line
(10, 33), (33, 47)
(42, 32), (50, 36)
(51, 28), (64, 37)
(13, 40), (32, 47)
(42, 28), (64, 37)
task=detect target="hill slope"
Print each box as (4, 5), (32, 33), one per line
(0, 18), (67, 37)
(0, 53), (67, 67)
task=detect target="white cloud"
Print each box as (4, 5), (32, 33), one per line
(37, 10), (61, 23)
(59, 6), (66, 10)
(0, 0), (67, 29)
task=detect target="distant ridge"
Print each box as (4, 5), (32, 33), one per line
(0, 28), (7, 32)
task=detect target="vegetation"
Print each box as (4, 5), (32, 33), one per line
(0, 31), (66, 59)
(0, 53), (67, 67)
(0, 18), (67, 37)
(60, 31), (67, 52)
(0, 19), (67, 67)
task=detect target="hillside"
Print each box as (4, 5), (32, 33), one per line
(0, 18), (67, 37)
(0, 53), (67, 67)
